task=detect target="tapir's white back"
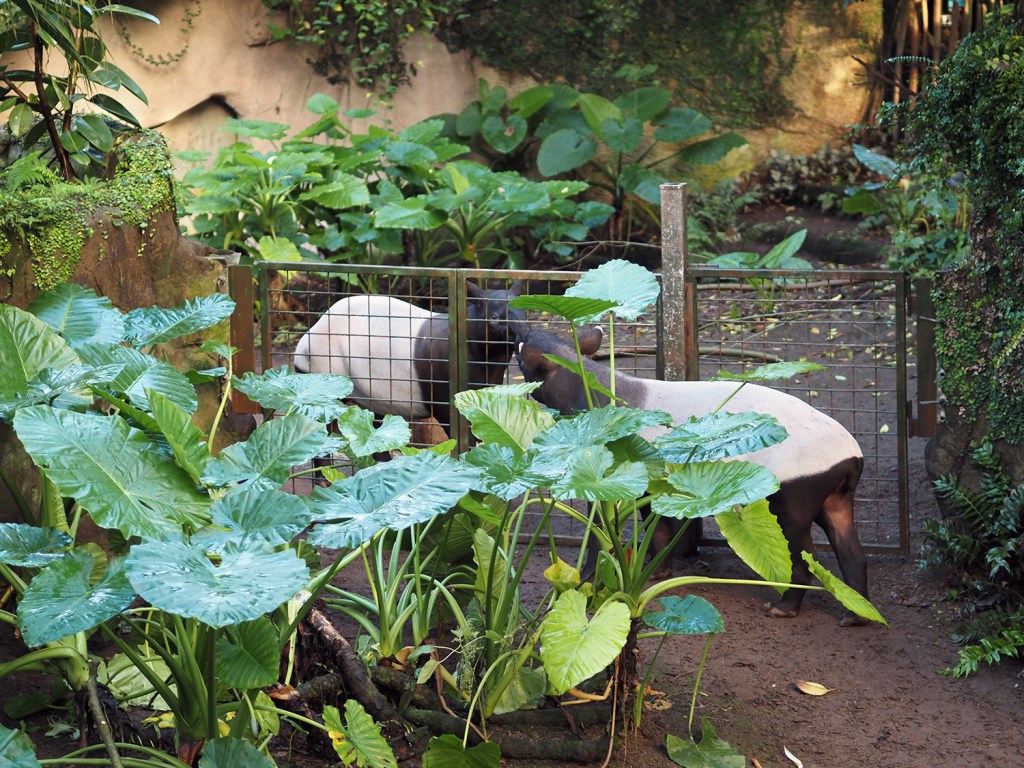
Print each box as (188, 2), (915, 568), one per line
(630, 378), (862, 484)
(293, 295), (437, 419)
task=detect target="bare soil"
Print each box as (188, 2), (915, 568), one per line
(4, 207), (1022, 767)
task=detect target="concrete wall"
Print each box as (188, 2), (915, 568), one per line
(99, 0), (879, 170)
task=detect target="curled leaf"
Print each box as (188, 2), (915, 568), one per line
(795, 680), (835, 696)
(784, 746), (804, 767)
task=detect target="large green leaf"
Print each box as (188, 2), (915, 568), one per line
(716, 499), (791, 589)
(0, 363), (121, 419)
(643, 595), (724, 636)
(12, 407), (210, 539)
(373, 197), (447, 230)
(421, 734), (501, 768)
(201, 413), (341, 490)
(533, 405), (671, 450)
(537, 128), (596, 177)
(454, 387), (554, 453)
(336, 409), (411, 458)
(122, 294), (235, 349)
(614, 86), (671, 122)
(225, 117), (289, 140)
(509, 84), (554, 117)
(307, 452), (479, 549)
(232, 367), (354, 423)
(852, 143), (899, 179)
(98, 651), (173, 710)
(652, 107), (712, 143)
(149, 391), (210, 484)
(652, 461), (780, 519)
(125, 541), (308, 627)
(713, 361), (825, 383)
(550, 446), (649, 501)
(565, 259), (661, 321)
(0, 524), (71, 567)
(299, 174), (371, 209)
(28, 283), (124, 349)
(541, 590), (630, 694)
(0, 305), (81, 402)
(803, 553), (886, 624)
(665, 718), (746, 768)
(759, 228), (807, 269)
(17, 551), (135, 648)
(619, 163), (669, 204)
(80, 344), (198, 415)
(198, 737), (275, 768)
(462, 444), (564, 501)
(195, 487), (312, 553)
(323, 701), (398, 768)
(0, 724), (43, 768)
(656, 411), (789, 463)
(599, 115), (644, 153)
(215, 618), (281, 689)
(482, 113), (526, 154)
(509, 294), (618, 324)
(675, 133), (747, 168)
(577, 92), (621, 135)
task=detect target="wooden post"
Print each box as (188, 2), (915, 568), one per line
(659, 183), (694, 381)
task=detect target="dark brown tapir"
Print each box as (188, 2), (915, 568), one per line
(515, 325), (869, 625)
(293, 282), (527, 432)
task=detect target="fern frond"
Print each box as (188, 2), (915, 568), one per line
(0, 152), (58, 190)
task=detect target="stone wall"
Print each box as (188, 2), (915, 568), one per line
(100, 0), (879, 172)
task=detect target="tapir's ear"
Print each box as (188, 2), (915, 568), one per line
(517, 342), (551, 375)
(577, 325), (603, 356)
(509, 279), (525, 297)
(466, 281), (484, 300)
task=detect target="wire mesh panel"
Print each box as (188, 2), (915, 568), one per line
(686, 267), (909, 553)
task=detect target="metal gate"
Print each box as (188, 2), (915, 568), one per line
(228, 190), (927, 555)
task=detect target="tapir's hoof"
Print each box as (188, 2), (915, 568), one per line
(763, 600), (798, 619)
(840, 613), (870, 627)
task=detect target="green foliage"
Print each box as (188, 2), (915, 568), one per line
(437, 1), (802, 127)
(839, 144), (969, 274)
(261, 0), (469, 99)
(920, 441), (1024, 676)
(0, 129), (176, 290)
(178, 94), (608, 269)
(897, 17), (1024, 442)
(0, 1), (156, 180)
(436, 77), (745, 252)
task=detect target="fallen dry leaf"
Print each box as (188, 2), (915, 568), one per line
(784, 746), (804, 767)
(795, 680), (835, 696)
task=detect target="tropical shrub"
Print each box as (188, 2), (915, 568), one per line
(921, 441), (1024, 677)
(437, 77), (746, 251)
(0, 0), (156, 179)
(177, 94), (611, 270)
(0, 264), (881, 766)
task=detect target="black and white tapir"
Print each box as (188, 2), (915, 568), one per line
(293, 281), (527, 432)
(515, 325), (869, 625)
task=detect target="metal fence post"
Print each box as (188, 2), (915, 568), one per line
(659, 183), (694, 381)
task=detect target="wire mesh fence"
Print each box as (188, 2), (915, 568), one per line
(686, 267), (909, 553)
(236, 260), (911, 553)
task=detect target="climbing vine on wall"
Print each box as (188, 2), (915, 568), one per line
(435, 0), (817, 125)
(261, 0), (469, 98)
(896, 17), (1024, 443)
(116, 0), (203, 68)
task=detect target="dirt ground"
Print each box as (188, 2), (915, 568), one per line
(4, 207), (1023, 767)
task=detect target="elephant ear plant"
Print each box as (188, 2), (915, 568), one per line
(0, 283), (446, 766)
(449, 260), (884, 750)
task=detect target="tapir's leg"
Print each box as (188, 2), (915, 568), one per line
(766, 502), (816, 619)
(816, 489), (869, 626)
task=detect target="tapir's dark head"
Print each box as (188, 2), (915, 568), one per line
(515, 326), (604, 415)
(466, 280), (528, 344)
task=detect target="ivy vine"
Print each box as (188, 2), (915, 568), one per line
(116, 0), (203, 68)
(260, 0), (468, 99)
(897, 17), (1024, 443)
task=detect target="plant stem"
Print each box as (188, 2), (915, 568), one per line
(688, 634), (714, 737)
(86, 659), (125, 768)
